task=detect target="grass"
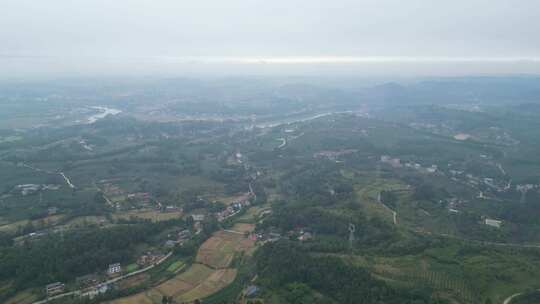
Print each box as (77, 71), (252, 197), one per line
(512, 290), (540, 304)
(176, 268), (237, 302)
(166, 260), (185, 273)
(0, 214), (66, 233)
(230, 223), (256, 233)
(62, 215), (108, 228)
(112, 209), (183, 222)
(210, 193), (251, 206)
(126, 263), (139, 273)
(235, 205), (271, 223)
(354, 177), (407, 224)
(5, 289), (39, 304)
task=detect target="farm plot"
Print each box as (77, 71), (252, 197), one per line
(109, 264), (214, 304)
(108, 230), (256, 304)
(196, 230), (255, 269)
(112, 209), (183, 222)
(230, 223), (255, 233)
(175, 268), (237, 302)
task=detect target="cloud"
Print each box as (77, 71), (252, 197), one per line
(1, 0), (539, 77)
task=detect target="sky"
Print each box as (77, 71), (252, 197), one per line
(1, 0), (540, 78)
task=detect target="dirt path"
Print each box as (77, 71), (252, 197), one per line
(60, 172), (75, 189)
(277, 137), (287, 148)
(19, 162), (76, 190)
(377, 191), (397, 225)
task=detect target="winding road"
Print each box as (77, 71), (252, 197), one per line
(502, 289), (540, 304)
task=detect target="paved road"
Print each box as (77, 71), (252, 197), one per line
(503, 292), (522, 304)
(502, 289), (540, 304)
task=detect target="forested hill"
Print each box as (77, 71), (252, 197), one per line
(254, 241), (449, 304)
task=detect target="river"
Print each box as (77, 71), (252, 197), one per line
(86, 106), (122, 124)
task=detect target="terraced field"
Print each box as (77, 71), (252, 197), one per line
(108, 228), (255, 304)
(196, 230), (255, 269)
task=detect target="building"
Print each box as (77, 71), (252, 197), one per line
(76, 274), (99, 289)
(163, 205), (179, 212)
(137, 252), (163, 266)
(127, 192), (151, 203)
(245, 285), (259, 298)
(267, 232), (281, 242)
(81, 283), (109, 299)
(165, 240), (177, 247)
(298, 232), (313, 241)
(191, 214), (205, 222)
(107, 263), (121, 276)
(380, 155), (401, 167)
(46, 282), (65, 296)
(485, 218), (503, 228)
(48, 207), (58, 215)
(178, 229), (191, 241)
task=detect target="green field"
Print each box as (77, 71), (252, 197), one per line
(167, 260), (185, 273)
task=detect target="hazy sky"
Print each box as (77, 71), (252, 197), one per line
(2, 0), (540, 78)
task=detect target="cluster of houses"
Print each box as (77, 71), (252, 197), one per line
(448, 164), (513, 194)
(165, 229), (192, 247)
(127, 192), (151, 204)
(46, 282), (65, 297)
(314, 149), (358, 161)
(380, 155), (441, 174)
(102, 183), (124, 196)
(216, 193), (252, 222)
(137, 251), (165, 267)
(252, 227), (315, 245)
(517, 184), (539, 193)
(190, 214), (205, 234)
(444, 197), (467, 214)
(45, 261), (122, 298)
(253, 232), (282, 244)
(13, 184), (60, 196)
(46, 250), (172, 300)
(380, 155), (402, 168)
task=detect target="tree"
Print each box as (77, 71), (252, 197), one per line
(413, 184), (436, 201)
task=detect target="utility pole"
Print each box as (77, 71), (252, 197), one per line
(348, 223), (356, 252)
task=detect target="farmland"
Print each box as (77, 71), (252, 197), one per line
(108, 228), (256, 304)
(196, 230), (255, 269)
(111, 209), (183, 222)
(2, 77), (540, 303)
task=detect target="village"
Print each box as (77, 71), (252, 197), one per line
(35, 187), (261, 303)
